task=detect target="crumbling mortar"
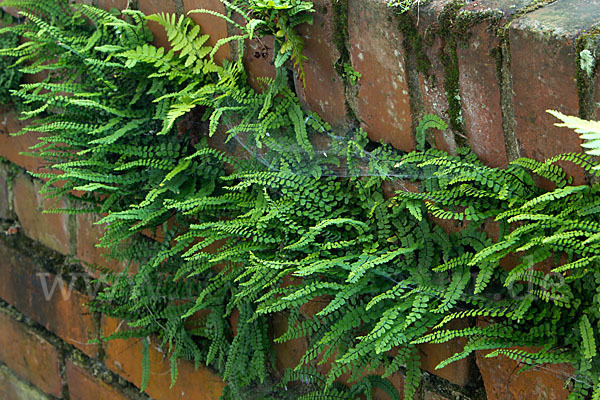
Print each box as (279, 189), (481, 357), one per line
(0, 218), (101, 298)
(0, 159), (18, 218)
(421, 366), (487, 400)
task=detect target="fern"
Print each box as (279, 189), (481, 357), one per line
(549, 110), (600, 166)
(9, 1), (600, 399)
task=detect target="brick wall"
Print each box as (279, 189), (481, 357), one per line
(2, 0), (598, 399)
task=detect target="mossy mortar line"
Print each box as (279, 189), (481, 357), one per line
(497, 0), (557, 39)
(332, 0), (360, 124)
(434, 1), (467, 141)
(173, 0), (185, 16)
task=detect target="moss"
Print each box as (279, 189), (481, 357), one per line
(454, 9), (500, 38)
(389, 0), (433, 13)
(0, 156), (21, 181)
(332, 0), (350, 76)
(437, 1), (467, 142)
(514, 0), (557, 17)
(396, 12), (432, 77)
(495, 0), (557, 40)
(575, 33), (600, 120)
(439, 37), (464, 139)
(331, 0), (360, 123)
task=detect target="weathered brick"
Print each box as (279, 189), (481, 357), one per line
(348, 0), (414, 151)
(0, 108), (47, 175)
(420, 45), (456, 155)
(12, 173), (71, 255)
(0, 6), (19, 18)
(409, 0), (458, 155)
(0, 110), (83, 197)
(102, 316), (225, 400)
(476, 346), (572, 400)
(456, 12), (504, 167)
(0, 310), (62, 397)
(315, 346), (405, 398)
(243, 35), (277, 93)
(94, 0), (129, 11)
(382, 179), (420, 200)
(77, 213), (127, 277)
(0, 364), (52, 400)
(0, 238), (99, 357)
(66, 359), (131, 400)
(137, 0), (178, 49)
(141, 215), (177, 243)
(183, 0), (232, 64)
(510, 0), (600, 184)
(417, 319), (474, 387)
(293, 0), (348, 129)
(272, 313), (307, 372)
(385, 372), (405, 400)
(455, 0), (533, 168)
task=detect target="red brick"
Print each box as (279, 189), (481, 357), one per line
(456, 0), (534, 168)
(184, 0), (232, 64)
(94, 0), (129, 11)
(348, 0), (414, 151)
(243, 35), (278, 93)
(140, 215), (177, 243)
(137, 0), (178, 49)
(272, 310), (406, 399)
(456, 17), (505, 167)
(403, 1), (455, 155)
(382, 179), (420, 200)
(0, 239), (99, 357)
(419, 40), (456, 155)
(510, 1), (600, 184)
(299, 295), (329, 318)
(102, 316), (225, 400)
(66, 360), (130, 400)
(0, 311), (62, 397)
(0, 7), (19, 18)
(77, 213), (127, 277)
(384, 372), (405, 400)
(315, 345), (405, 398)
(417, 319), (473, 386)
(476, 346), (572, 400)
(12, 173), (71, 255)
(0, 107), (47, 174)
(293, 0), (348, 129)
(0, 111), (82, 198)
(272, 313), (307, 372)
(0, 364), (51, 400)
(213, 7), (278, 93)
